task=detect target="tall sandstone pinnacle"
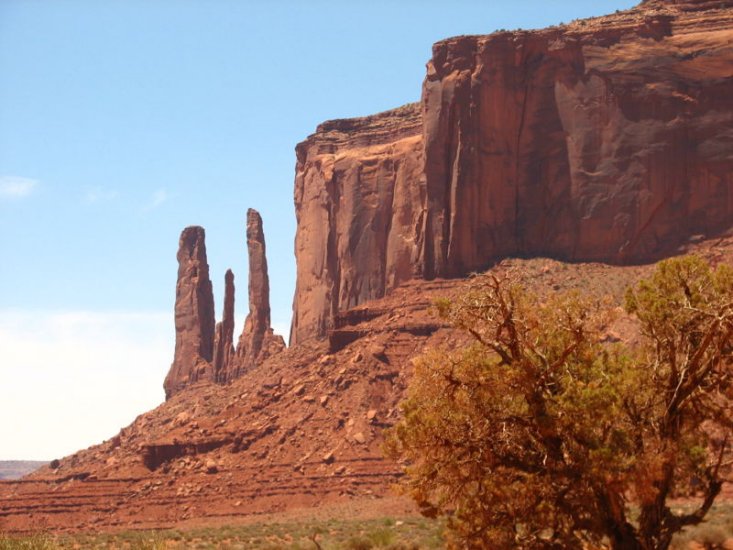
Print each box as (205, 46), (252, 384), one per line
(164, 213), (286, 396)
(229, 209), (285, 381)
(212, 269), (235, 382)
(289, 0), (733, 345)
(164, 226), (216, 399)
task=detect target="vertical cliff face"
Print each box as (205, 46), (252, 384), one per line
(290, 104), (424, 345)
(164, 226), (216, 399)
(212, 269), (235, 382)
(231, 209), (285, 379)
(419, 9), (733, 277)
(290, 1), (733, 344)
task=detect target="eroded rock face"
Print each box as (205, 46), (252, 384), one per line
(213, 269), (235, 382)
(419, 9), (733, 278)
(231, 209), (285, 379)
(164, 226), (216, 399)
(291, 1), (733, 343)
(290, 104), (424, 345)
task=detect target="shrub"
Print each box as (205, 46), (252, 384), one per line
(387, 256), (733, 549)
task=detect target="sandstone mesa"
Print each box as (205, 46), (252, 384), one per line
(291, 0), (733, 344)
(1, 0), (732, 533)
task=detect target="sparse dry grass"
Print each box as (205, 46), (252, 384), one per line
(2, 502), (733, 548)
(1, 516), (444, 549)
(0, 532), (57, 550)
(669, 502), (733, 549)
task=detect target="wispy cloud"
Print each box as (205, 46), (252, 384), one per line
(84, 186), (119, 204)
(0, 176), (38, 199)
(142, 188), (169, 212)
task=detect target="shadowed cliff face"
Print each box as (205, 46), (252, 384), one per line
(291, 1), (733, 344)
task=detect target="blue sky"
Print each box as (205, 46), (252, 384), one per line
(0, 0), (636, 460)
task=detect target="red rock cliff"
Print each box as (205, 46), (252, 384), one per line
(419, 1), (733, 277)
(291, 0), (733, 343)
(164, 226), (216, 399)
(290, 104), (424, 345)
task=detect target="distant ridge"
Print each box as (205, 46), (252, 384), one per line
(0, 461), (47, 480)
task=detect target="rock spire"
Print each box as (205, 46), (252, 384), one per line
(212, 269), (235, 382)
(164, 226), (216, 399)
(164, 212), (285, 396)
(231, 209), (285, 380)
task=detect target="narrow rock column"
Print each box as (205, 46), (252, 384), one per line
(164, 226), (216, 399)
(213, 269), (235, 382)
(233, 209), (285, 378)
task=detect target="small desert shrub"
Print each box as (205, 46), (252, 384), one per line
(669, 506), (733, 549)
(367, 527), (395, 547)
(344, 536), (374, 550)
(697, 525), (730, 548)
(116, 530), (166, 550)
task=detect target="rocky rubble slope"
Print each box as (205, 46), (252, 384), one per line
(2, 233), (732, 533)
